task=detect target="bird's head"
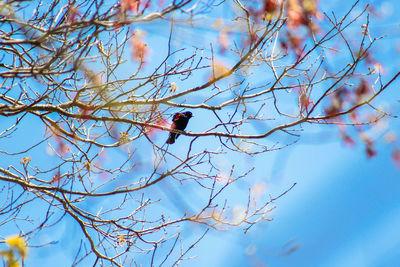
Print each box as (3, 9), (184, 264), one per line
(183, 111), (193, 118)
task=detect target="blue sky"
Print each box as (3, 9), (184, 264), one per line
(227, 141), (400, 266)
(181, 126), (400, 266)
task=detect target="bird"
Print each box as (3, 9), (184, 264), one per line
(166, 111), (193, 144)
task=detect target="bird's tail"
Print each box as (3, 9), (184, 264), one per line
(166, 133), (176, 144)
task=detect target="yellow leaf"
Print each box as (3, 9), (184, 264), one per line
(20, 157), (31, 165)
(9, 260), (20, 267)
(5, 235), (28, 259)
(117, 234), (126, 246)
(83, 161), (92, 173)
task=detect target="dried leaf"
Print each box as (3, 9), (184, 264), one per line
(287, 0), (305, 29)
(51, 171), (62, 184)
(349, 111), (363, 131)
(218, 29), (229, 53)
(130, 31), (148, 62)
(341, 133), (356, 147)
(210, 61), (229, 80)
(324, 87), (349, 117)
(392, 149), (400, 168)
(287, 32), (304, 57)
(119, 131), (130, 144)
(121, 0), (140, 13)
(299, 89), (313, 113)
(355, 79), (370, 102)
(83, 161), (92, 173)
(366, 143), (377, 158)
(68, 6), (80, 23)
(263, 0), (279, 14)
(169, 82), (178, 93)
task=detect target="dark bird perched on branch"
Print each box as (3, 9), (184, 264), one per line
(166, 111), (193, 144)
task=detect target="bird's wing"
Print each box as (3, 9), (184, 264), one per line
(173, 113), (182, 121)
